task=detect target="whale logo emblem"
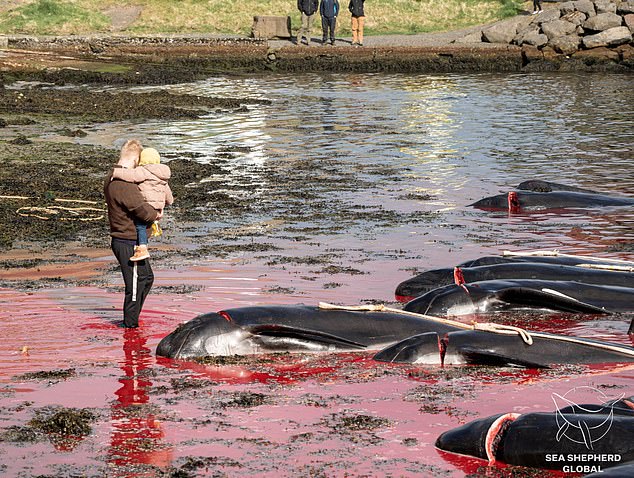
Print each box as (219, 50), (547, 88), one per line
(552, 386), (624, 450)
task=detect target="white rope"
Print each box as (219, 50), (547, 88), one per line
(317, 302), (634, 355)
(577, 263), (634, 273)
(132, 262), (138, 302)
(16, 205), (104, 221)
(503, 249), (634, 265)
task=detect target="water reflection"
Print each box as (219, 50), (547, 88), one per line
(108, 329), (171, 476)
(45, 72), (633, 262)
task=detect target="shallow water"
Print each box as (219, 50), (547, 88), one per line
(1, 72), (634, 476)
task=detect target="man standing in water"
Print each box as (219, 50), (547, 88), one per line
(104, 139), (161, 328)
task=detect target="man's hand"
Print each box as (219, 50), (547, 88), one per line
(156, 209), (164, 220)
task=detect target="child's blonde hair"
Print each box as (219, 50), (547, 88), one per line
(139, 147), (161, 166)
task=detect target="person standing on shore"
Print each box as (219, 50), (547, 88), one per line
(297, 0), (319, 45)
(320, 0), (340, 45)
(532, 0), (543, 14)
(104, 139), (162, 328)
(348, 0), (365, 46)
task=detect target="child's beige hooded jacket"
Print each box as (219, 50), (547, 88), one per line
(111, 164), (173, 210)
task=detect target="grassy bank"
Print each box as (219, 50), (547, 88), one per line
(0, 0), (524, 37)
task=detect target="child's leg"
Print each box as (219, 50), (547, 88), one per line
(134, 218), (149, 246)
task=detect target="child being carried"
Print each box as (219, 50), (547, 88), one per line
(111, 147), (173, 261)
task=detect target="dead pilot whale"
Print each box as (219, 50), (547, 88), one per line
(395, 262), (634, 300)
(156, 304), (634, 368)
(402, 279), (634, 316)
(470, 190), (634, 211)
(372, 329), (634, 368)
(156, 305), (459, 360)
(435, 396), (634, 471)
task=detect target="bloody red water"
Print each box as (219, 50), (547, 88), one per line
(1, 252), (633, 477)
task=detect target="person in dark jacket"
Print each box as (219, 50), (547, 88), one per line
(104, 139), (161, 328)
(320, 0), (340, 45)
(348, 0), (365, 46)
(297, 0), (319, 45)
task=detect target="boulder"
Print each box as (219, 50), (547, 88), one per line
(561, 10), (587, 26)
(542, 19), (578, 39)
(483, 23), (518, 43)
(583, 12), (624, 31)
(582, 25), (633, 47)
(531, 9), (561, 25)
(624, 13), (634, 32)
(0, 36), (7, 49)
(523, 30), (550, 46)
(482, 17), (530, 43)
(615, 42), (634, 60)
(251, 15), (292, 39)
(594, 0), (618, 14)
(560, 1), (576, 15)
(617, 1), (634, 14)
(573, 0), (597, 16)
(550, 33), (582, 53)
(573, 45), (620, 60)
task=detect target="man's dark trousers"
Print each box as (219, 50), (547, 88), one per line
(111, 238), (154, 328)
(322, 16), (336, 43)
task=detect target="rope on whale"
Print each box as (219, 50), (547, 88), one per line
(503, 249), (634, 265)
(317, 302), (634, 357)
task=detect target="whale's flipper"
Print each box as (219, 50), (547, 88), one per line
(458, 347), (549, 369)
(495, 287), (609, 314)
(248, 324), (367, 349)
(373, 332), (441, 363)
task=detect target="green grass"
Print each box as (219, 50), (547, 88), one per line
(0, 0), (525, 36)
(0, 0), (110, 35)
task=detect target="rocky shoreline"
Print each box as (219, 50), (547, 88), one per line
(0, 3), (633, 81)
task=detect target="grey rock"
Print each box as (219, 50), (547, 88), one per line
(541, 19), (578, 39)
(560, 1), (576, 14)
(617, 1), (634, 14)
(583, 12), (623, 31)
(549, 33), (582, 53)
(483, 21), (521, 43)
(625, 13), (634, 32)
(582, 25), (633, 47)
(531, 9), (561, 25)
(561, 10), (587, 25)
(594, 0), (617, 14)
(251, 15), (292, 39)
(522, 30), (550, 46)
(573, 0), (596, 16)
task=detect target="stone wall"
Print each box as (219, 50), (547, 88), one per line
(460, 1), (633, 59)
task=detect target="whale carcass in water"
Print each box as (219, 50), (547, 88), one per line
(470, 190), (634, 211)
(373, 329), (634, 368)
(435, 396), (634, 471)
(516, 179), (601, 194)
(403, 279), (634, 316)
(395, 262), (634, 300)
(156, 304), (634, 367)
(156, 305), (459, 359)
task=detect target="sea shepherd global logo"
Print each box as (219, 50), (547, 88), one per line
(545, 386), (624, 474)
(552, 386), (623, 450)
